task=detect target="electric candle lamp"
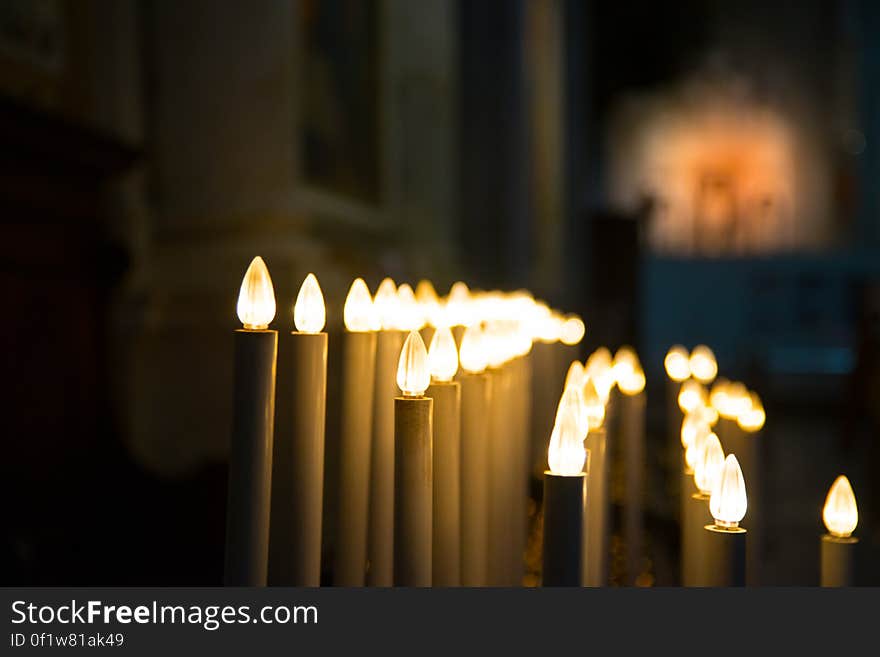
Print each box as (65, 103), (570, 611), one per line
(688, 345), (718, 384)
(582, 377), (606, 430)
(543, 404), (587, 586)
(694, 433), (724, 496)
(428, 326), (459, 382)
(556, 386), (588, 440)
(710, 455), (748, 528)
(559, 315), (585, 346)
(613, 346), (647, 582)
(564, 360), (586, 390)
(684, 426), (713, 472)
(394, 330), (434, 586)
(446, 281), (473, 329)
(612, 346), (639, 382)
(701, 454), (748, 586)
(459, 324), (492, 584)
(681, 413), (707, 449)
(665, 345), (691, 480)
(416, 279), (441, 323)
(367, 277), (406, 585)
(683, 430), (722, 587)
(335, 278), (378, 585)
(585, 348), (615, 403)
(737, 393), (765, 432)
(459, 324), (488, 374)
(709, 378), (730, 413)
(426, 326), (462, 585)
(820, 475), (858, 587)
(396, 283), (424, 331)
(617, 364), (646, 396)
(236, 256), (276, 329)
(270, 272), (328, 586)
(374, 277), (400, 330)
(678, 379), (706, 414)
(225, 257), (278, 586)
(664, 345), (691, 382)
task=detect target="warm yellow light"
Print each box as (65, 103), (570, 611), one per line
(560, 315), (585, 346)
(737, 392), (765, 432)
(726, 382), (752, 418)
(684, 425), (712, 470)
(823, 475), (858, 538)
(427, 325), (459, 382)
(459, 324), (487, 374)
(374, 278), (400, 330)
(484, 321), (508, 368)
(533, 306), (564, 343)
(293, 273), (326, 333)
(709, 378), (730, 414)
(694, 432), (725, 495)
(612, 346), (639, 380)
(446, 281), (473, 327)
(564, 360), (586, 390)
(396, 330), (430, 397)
(693, 403), (719, 426)
(556, 385), (588, 440)
(678, 379), (706, 414)
(618, 365), (646, 396)
(343, 278), (376, 332)
(710, 454), (748, 528)
(664, 345), (691, 382)
(681, 413), (710, 449)
(236, 256), (276, 329)
(581, 377), (606, 430)
(395, 283), (424, 330)
(415, 279), (442, 327)
(585, 347), (614, 403)
(688, 344), (718, 383)
(547, 392), (587, 476)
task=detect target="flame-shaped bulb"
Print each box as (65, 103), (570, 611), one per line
(459, 324), (487, 373)
(582, 377), (606, 430)
(823, 475), (858, 538)
(560, 315), (585, 346)
(710, 454), (748, 528)
(395, 283), (423, 330)
(396, 330), (430, 397)
(737, 391), (765, 432)
(446, 281), (472, 327)
(564, 360), (586, 390)
(678, 379), (706, 414)
(236, 256), (276, 329)
(684, 425), (712, 470)
(688, 344), (718, 383)
(555, 385), (588, 440)
(343, 278), (376, 332)
(374, 278), (400, 330)
(695, 432), (725, 495)
(664, 345), (691, 382)
(547, 394), (587, 476)
(293, 273), (325, 333)
(427, 326), (459, 382)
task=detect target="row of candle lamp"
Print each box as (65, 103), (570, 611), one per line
(664, 344), (859, 586)
(227, 256), (587, 587)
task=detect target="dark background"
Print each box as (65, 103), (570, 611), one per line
(1, 0), (878, 585)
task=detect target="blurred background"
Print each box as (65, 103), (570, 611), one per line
(2, 0), (879, 585)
